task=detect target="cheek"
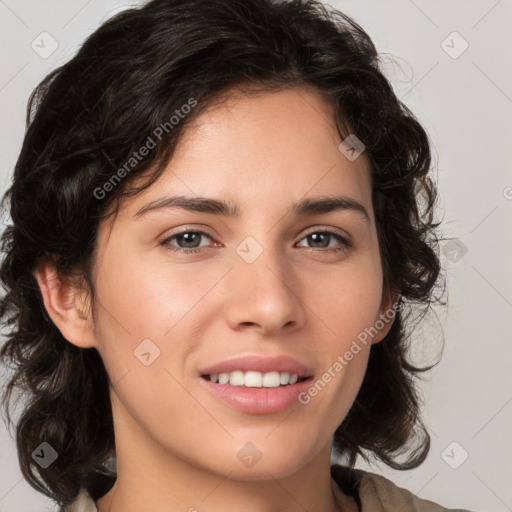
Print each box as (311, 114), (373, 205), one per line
(309, 256), (384, 344)
(91, 249), (224, 389)
(303, 256), (382, 406)
(94, 244), (220, 338)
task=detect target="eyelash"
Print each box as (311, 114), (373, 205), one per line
(159, 229), (352, 255)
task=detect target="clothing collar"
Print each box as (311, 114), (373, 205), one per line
(65, 463), (467, 512)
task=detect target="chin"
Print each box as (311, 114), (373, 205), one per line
(213, 449), (311, 481)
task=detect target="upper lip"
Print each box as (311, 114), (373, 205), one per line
(199, 354), (314, 378)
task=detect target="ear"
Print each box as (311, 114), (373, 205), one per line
(33, 263), (98, 349)
(371, 286), (401, 345)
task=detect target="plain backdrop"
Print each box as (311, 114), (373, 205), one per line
(0, 1), (511, 511)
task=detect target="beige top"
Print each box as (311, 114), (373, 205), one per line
(63, 464), (475, 512)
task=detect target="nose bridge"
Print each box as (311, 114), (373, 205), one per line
(234, 233), (290, 297)
(225, 233), (304, 332)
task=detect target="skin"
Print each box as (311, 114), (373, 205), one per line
(35, 86), (398, 512)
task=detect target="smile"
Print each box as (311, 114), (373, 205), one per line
(202, 370), (308, 387)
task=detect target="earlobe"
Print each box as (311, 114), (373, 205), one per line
(371, 287), (401, 345)
(33, 263), (98, 349)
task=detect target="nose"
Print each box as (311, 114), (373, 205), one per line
(223, 241), (306, 336)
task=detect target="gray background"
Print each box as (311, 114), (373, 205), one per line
(1, 1), (511, 511)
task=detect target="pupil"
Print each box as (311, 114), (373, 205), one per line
(309, 233), (328, 248)
(179, 233), (200, 248)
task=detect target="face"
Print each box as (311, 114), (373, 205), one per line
(42, 87), (395, 481)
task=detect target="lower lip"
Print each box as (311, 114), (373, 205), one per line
(198, 376), (314, 414)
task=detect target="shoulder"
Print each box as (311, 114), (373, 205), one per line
(331, 464), (476, 512)
(61, 488), (98, 512)
(64, 467), (477, 512)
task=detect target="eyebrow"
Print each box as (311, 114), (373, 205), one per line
(134, 194), (370, 222)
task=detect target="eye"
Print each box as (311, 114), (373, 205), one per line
(296, 230), (352, 253)
(159, 230), (215, 254)
(159, 228), (352, 255)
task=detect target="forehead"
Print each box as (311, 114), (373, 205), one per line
(116, 86), (373, 225)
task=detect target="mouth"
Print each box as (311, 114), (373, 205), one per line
(201, 371), (312, 388)
(198, 354), (315, 384)
(198, 371), (315, 414)
(197, 354), (315, 413)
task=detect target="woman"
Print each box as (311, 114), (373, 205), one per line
(0, 0), (472, 510)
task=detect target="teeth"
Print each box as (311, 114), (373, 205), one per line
(245, 371), (263, 387)
(230, 370), (245, 386)
(207, 371), (303, 387)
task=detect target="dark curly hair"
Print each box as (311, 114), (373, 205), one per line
(0, 0), (445, 508)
